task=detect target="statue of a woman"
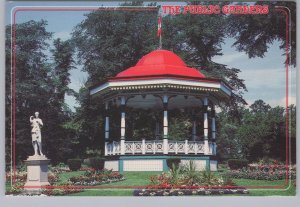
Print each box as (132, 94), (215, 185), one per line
(30, 112), (44, 156)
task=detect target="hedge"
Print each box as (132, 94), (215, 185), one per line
(227, 159), (248, 170)
(89, 157), (105, 171)
(166, 158), (181, 170)
(67, 159), (82, 171)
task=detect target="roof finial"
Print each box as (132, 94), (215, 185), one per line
(157, 7), (163, 49)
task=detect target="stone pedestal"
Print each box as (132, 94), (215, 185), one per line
(24, 155), (50, 194)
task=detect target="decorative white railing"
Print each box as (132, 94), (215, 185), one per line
(105, 140), (216, 156)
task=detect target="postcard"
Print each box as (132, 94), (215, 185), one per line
(5, 0), (296, 197)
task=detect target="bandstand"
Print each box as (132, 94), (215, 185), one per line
(90, 50), (232, 172)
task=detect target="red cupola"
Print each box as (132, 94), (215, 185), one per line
(116, 50), (205, 79)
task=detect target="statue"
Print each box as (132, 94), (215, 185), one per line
(30, 112), (44, 156)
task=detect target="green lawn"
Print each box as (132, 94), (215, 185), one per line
(60, 171), (295, 196)
(6, 171), (295, 196)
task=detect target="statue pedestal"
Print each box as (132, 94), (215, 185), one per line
(24, 155), (50, 194)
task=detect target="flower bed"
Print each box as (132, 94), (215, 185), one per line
(6, 171), (27, 183)
(134, 187), (249, 196)
(224, 169), (296, 180)
(6, 171), (60, 184)
(42, 182), (83, 196)
(69, 169), (125, 186)
(134, 161), (248, 196)
(49, 166), (71, 173)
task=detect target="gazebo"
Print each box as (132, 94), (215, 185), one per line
(90, 50), (232, 172)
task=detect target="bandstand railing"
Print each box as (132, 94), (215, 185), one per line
(105, 139), (215, 156)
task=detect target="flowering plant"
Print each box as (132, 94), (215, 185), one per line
(69, 168), (125, 186)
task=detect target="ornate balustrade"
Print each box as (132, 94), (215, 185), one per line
(105, 139), (216, 156)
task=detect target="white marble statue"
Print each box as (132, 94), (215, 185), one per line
(30, 112), (44, 156)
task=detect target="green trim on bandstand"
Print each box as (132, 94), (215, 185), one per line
(107, 155), (215, 172)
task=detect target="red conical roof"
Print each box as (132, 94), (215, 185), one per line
(115, 50), (205, 79)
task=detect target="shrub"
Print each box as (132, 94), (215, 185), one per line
(166, 158), (181, 170)
(224, 168), (296, 181)
(89, 157), (105, 171)
(227, 159), (248, 170)
(83, 158), (91, 167)
(67, 159), (82, 171)
(182, 161), (200, 185)
(69, 169), (124, 186)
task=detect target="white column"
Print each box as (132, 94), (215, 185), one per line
(112, 141), (116, 155)
(104, 102), (109, 156)
(203, 97), (209, 155)
(104, 142), (108, 156)
(163, 95), (168, 154)
(184, 140), (188, 154)
(142, 139), (146, 154)
(120, 96), (126, 155)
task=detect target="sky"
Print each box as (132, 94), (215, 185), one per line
(6, 1), (296, 110)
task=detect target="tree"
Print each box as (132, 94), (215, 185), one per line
(250, 99), (271, 113)
(217, 99), (293, 163)
(6, 20), (76, 164)
(6, 20), (53, 163)
(227, 1), (296, 66)
(50, 38), (76, 108)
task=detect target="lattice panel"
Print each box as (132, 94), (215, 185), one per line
(181, 160), (206, 171)
(104, 161), (119, 171)
(210, 160), (218, 171)
(123, 160), (163, 171)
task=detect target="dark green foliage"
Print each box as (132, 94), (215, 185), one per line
(166, 158), (181, 170)
(227, 1), (296, 66)
(227, 159), (248, 170)
(68, 159), (82, 171)
(169, 110), (193, 141)
(224, 169), (296, 181)
(88, 157), (105, 171)
(5, 20), (77, 165)
(217, 99), (296, 163)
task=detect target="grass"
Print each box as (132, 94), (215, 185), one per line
(234, 178), (286, 186)
(68, 171), (160, 196)
(6, 171), (295, 196)
(57, 171), (295, 196)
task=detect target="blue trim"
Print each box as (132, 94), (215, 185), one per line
(206, 159), (210, 171)
(162, 159), (168, 171)
(118, 160), (124, 173)
(118, 156), (210, 172)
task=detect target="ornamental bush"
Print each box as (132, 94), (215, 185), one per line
(224, 169), (296, 181)
(67, 159), (82, 171)
(227, 159), (248, 170)
(166, 158), (181, 170)
(89, 157), (105, 171)
(69, 169), (125, 186)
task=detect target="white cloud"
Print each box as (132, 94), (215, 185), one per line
(239, 67), (296, 92)
(280, 96), (296, 106)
